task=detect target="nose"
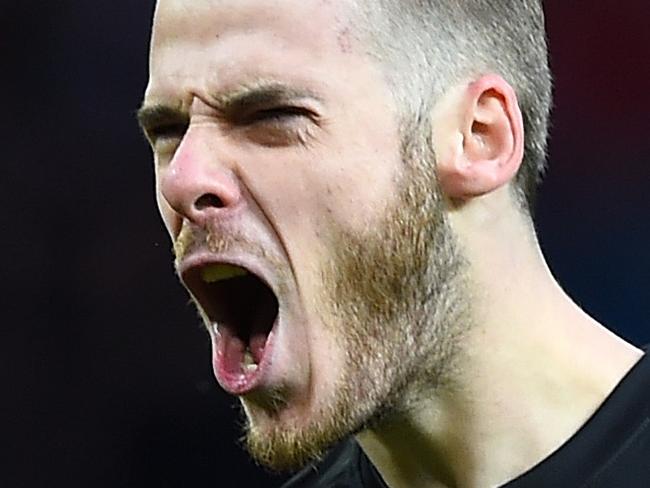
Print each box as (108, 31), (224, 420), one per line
(158, 130), (242, 230)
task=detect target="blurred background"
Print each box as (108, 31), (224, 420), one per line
(2, 1), (648, 487)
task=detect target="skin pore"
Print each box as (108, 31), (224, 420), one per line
(141, 1), (644, 486)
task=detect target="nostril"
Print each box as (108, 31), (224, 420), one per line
(194, 193), (225, 210)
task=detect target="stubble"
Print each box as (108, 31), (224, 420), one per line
(244, 120), (472, 471)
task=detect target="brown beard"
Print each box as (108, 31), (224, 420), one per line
(243, 120), (472, 471)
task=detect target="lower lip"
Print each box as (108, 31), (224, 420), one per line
(212, 322), (277, 396)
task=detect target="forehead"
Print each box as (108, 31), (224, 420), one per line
(152, 0), (354, 41)
(147, 0), (365, 104)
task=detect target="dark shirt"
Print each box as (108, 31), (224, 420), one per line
(283, 351), (650, 487)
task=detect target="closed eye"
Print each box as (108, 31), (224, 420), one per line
(235, 106), (319, 147)
(136, 104), (190, 151)
(147, 122), (188, 144)
(243, 106), (315, 125)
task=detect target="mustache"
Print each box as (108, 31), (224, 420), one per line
(173, 222), (273, 267)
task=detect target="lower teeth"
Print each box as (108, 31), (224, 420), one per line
(243, 350), (258, 372)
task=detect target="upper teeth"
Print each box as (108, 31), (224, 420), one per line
(201, 264), (248, 283)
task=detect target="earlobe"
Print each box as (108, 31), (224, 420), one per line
(434, 75), (524, 200)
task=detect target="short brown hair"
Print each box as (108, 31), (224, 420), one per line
(355, 0), (552, 212)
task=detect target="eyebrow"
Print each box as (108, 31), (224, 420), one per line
(137, 81), (322, 132)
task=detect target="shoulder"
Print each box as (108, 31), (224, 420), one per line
(587, 350), (650, 486)
(506, 350), (650, 487)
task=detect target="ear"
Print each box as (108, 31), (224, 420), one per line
(433, 74), (524, 200)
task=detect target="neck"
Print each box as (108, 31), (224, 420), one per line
(356, 192), (643, 488)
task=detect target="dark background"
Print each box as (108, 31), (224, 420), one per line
(2, 2), (649, 487)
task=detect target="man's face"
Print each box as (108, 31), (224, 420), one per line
(142, 0), (468, 470)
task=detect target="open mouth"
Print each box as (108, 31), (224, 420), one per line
(185, 263), (279, 393)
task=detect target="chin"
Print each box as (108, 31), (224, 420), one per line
(239, 388), (362, 472)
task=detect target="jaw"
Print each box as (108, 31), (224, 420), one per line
(238, 363), (353, 472)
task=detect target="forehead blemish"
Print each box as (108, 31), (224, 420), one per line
(316, 0), (357, 54)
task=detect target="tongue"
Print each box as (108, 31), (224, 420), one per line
(221, 315), (272, 373)
(222, 332), (247, 374)
(213, 273), (278, 374)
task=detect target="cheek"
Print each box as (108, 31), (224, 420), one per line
(307, 151), (401, 235)
(155, 184), (179, 239)
(299, 312), (349, 401)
